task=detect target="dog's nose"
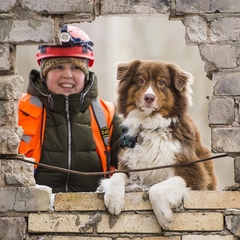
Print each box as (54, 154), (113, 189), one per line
(144, 94), (155, 103)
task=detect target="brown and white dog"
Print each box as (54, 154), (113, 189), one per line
(100, 59), (217, 229)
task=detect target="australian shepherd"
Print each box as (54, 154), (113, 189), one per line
(100, 59), (217, 230)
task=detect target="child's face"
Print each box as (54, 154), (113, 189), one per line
(46, 63), (85, 96)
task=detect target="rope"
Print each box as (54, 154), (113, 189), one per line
(0, 153), (228, 177)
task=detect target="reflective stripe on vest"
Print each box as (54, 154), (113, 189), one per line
(91, 98), (110, 147)
(18, 94), (114, 173)
(90, 98), (114, 173)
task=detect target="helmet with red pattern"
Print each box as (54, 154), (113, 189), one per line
(36, 25), (94, 67)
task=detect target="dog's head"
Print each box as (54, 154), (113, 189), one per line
(116, 59), (193, 118)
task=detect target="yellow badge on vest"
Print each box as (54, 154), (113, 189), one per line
(101, 127), (109, 137)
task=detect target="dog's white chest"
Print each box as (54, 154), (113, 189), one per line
(121, 112), (181, 186)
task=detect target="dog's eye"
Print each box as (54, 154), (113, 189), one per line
(138, 77), (146, 86)
(157, 80), (166, 88)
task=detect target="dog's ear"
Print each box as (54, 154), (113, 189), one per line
(168, 63), (193, 92)
(117, 59), (141, 81)
(168, 63), (194, 106)
(117, 62), (130, 80)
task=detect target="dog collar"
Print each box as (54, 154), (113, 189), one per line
(120, 127), (138, 148)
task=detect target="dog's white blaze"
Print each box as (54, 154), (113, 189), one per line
(121, 110), (181, 186)
(145, 86), (155, 95)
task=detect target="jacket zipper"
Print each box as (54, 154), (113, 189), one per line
(65, 96), (71, 192)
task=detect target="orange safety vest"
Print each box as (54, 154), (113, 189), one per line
(18, 93), (115, 173)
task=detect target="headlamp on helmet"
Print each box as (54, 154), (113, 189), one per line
(61, 32), (72, 43)
(60, 25), (94, 52)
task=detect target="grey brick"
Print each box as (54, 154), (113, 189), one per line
(175, 0), (210, 13)
(183, 16), (208, 44)
(210, 18), (240, 42)
(101, 0), (170, 15)
(0, 100), (18, 126)
(0, 126), (23, 154)
(22, 0), (94, 15)
(0, 161), (5, 188)
(234, 156), (240, 183)
(211, 128), (240, 153)
(0, 217), (26, 240)
(176, 0), (240, 13)
(225, 215), (240, 237)
(0, 75), (24, 100)
(0, 19), (54, 44)
(4, 159), (36, 186)
(0, 187), (17, 212)
(211, 0), (240, 13)
(199, 44), (238, 72)
(0, 44), (15, 71)
(213, 72), (240, 96)
(0, 0), (17, 12)
(208, 97), (234, 124)
(14, 185), (52, 212)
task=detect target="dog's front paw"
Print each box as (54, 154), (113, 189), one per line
(149, 176), (188, 230)
(100, 173), (128, 215)
(104, 186), (125, 215)
(149, 187), (173, 230)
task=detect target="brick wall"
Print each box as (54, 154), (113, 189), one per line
(0, 0), (239, 239)
(27, 191), (239, 239)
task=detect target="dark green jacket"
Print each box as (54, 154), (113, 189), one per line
(27, 70), (121, 193)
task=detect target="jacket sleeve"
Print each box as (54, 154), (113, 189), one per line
(18, 94), (43, 165)
(109, 113), (122, 169)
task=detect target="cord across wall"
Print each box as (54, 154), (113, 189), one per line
(0, 153), (228, 177)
